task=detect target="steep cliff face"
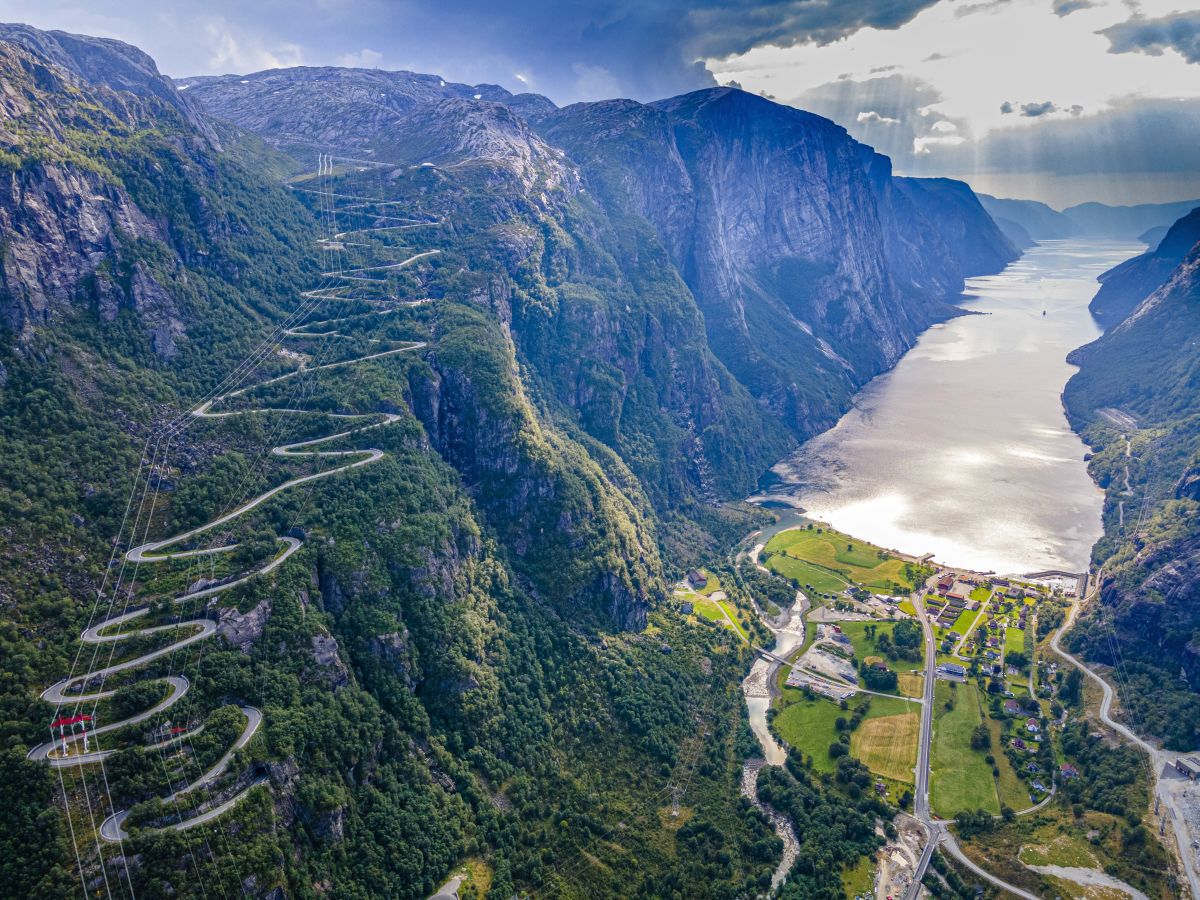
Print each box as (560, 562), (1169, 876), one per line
(1088, 206), (1200, 328)
(540, 89), (1013, 437)
(414, 303), (661, 629)
(1065, 239), (1200, 747)
(0, 37), (319, 359)
(891, 177), (1019, 278)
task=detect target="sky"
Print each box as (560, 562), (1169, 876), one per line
(2, 0), (1198, 206)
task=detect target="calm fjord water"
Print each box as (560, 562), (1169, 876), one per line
(757, 240), (1143, 575)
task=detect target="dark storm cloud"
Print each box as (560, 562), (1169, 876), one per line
(1100, 11), (1200, 65)
(1020, 100), (1057, 116)
(0, 0), (946, 104)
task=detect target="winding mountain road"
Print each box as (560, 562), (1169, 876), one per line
(33, 154), (430, 843)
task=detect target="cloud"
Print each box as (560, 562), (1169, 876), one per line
(908, 96), (1200, 177)
(794, 73), (972, 163)
(1020, 100), (1057, 116)
(954, 0), (1010, 18)
(202, 18), (302, 73)
(1100, 10), (1200, 64)
(0, 0), (947, 103)
(571, 62), (622, 101)
(339, 48), (382, 68)
(1000, 100), (1014, 114)
(857, 110), (900, 124)
(1052, 0), (1096, 17)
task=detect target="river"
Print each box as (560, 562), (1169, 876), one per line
(754, 239), (1144, 575)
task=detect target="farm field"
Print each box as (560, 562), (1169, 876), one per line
(763, 525), (913, 593)
(851, 710), (919, 782)
(898, 673), (924, 699)
(930, 681), (1000, 816)
(774, 694), (919, 781)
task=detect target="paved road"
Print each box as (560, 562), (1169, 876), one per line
(99, 706), (264, 843)
(906, 585), (1037, 900)
(1050, 583), (1200, 899)
(37, 168), (429, 844)
(940, 831), (1040, 900)
(904, 589), (939, 899)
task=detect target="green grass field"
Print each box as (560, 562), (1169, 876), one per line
(774, 694), (919, 780)
(763, 526), (913, 593)
(988, 717), (1033, 811)
(764, 554), (848, 594)
(930, 681), (1000, 817)
(842, 853), (876, 898)
(1004, 627), (1026, 656)
(950, 608), (980, 634)
(969, 586), (991, 602)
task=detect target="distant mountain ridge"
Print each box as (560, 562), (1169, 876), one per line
(1063, 198), (1200, 240)
(977, 192), (1200, 244)
(977, 193), (1080, 243)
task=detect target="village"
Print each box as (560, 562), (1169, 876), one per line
(671, 517), (1161, 900)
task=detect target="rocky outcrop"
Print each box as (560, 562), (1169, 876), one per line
(217, 599), (271, 653)
(311, 633), (351, 689)
(181, 65), (568, 194)
(369, 630), (415, 690)
(0, 24), (219, 146)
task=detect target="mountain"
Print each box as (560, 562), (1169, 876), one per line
(1063, 198), (1200, 240)
(534, 88), (1016, 438)
(0, 22), (219, 145)
(1064, 234), (1200, 750)
(1139, 224), (1170, 249)
(891, 177), (1019, 278)
(1088, 206), (1200, 327)
(977, 193), (1080, 240)
(0, 26), (1018, 899)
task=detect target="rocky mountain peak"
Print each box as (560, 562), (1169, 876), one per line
(0, 23), (218, 146)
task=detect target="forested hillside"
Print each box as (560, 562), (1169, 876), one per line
(0, 25), (1018, 898)
(1064, 217), (1200, 751)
